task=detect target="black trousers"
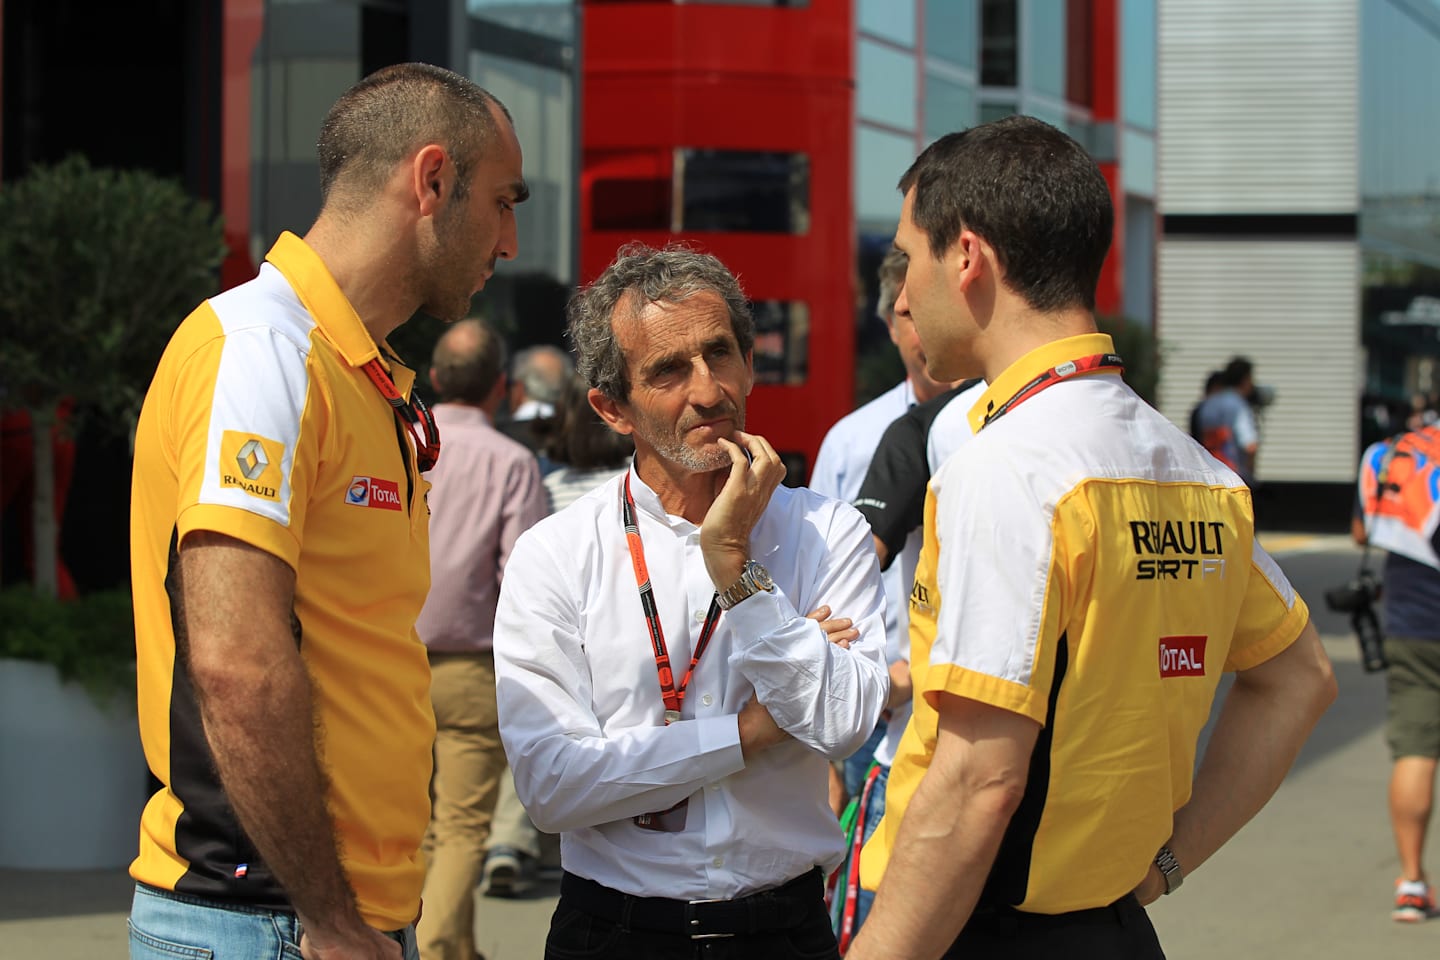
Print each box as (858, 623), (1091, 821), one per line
(941, 894), (1166, 960)
(545, 870), (839, 960)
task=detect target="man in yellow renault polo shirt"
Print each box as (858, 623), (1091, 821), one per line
(128, 64), (526, 960)
(848, 117), (1337, 960)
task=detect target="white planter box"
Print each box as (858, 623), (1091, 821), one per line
(0, 658), (147, 869)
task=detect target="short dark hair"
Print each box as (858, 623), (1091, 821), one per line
(1222, 357), (1254, 387)
(898, 115), (1113, 312)
(316, 63), (511, 208)
(566, 243), (754, 403)
(431, 319), (507, 404)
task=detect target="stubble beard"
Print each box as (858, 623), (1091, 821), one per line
(640, 407), (745, 474)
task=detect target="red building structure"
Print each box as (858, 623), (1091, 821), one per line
(580, 0), (856, 479)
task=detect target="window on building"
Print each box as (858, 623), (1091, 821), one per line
(589, 149), (810, 234)
(1024, 3), (1066, 99)
(925, 0), (978, 68)
(924, 73), (977, 142)
(1120, 0), (1156, 130)
(751, 301), (810, 385)
(856, 126), (916, 231)
(859, 40), (918, 128)
(978, 100), (1017, 124)
(859, 0), (917, 46)
(980, 0), (1017, 87)
(679, 150), (810, 234)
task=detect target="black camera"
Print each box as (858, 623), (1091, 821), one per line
(1324, 572), (1387, 672)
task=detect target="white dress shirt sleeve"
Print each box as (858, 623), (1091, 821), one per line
(494, 529), (747, 834)
(723, 501), (889, 760)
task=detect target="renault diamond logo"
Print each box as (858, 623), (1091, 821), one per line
(236, 439), (269, 481)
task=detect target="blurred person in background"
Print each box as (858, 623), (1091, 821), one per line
(499, 344), (573, 463)
(1194, 356), (1261, 486)
(810, 248), (961, 814)
(1188, 370), (1223, 443)
(1405, 391), (1438, 432)
(825, 374), (985, 951)
(414, 319), (547, 960)
(1353, 419), (1440, 922)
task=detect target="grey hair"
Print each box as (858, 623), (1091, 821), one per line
(877, 247), (908, 323)
(566, 243), (755, 403)
(511, 344), (574, 405)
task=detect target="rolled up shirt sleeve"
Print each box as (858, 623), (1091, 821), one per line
(726, 501), (889, 759)
(494, 529), (746, 834)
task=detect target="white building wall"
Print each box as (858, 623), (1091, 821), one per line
(1157, 0), (1362, 484)
(1157, 240), (1362, 483)
(1158, 0), (1358, 213)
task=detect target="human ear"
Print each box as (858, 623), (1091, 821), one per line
(953, 229), (985, 294)
(588, 387), (635, 436)
(411, 145), (448, 216)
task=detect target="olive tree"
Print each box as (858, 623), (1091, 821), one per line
(0, 156), (227, 597)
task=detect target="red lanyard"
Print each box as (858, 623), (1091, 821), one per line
(979, 352), (1125, 430)
(362, 358), (441, 472)
(621, 474), (722, 725)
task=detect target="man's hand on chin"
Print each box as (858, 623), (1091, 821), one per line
(700, 430), (785, 590)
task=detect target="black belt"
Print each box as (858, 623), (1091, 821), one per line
(559, 869), (821, 940)
(967, 894), (1139, 933)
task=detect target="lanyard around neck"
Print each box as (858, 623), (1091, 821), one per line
(980, 353), (1125, 430)
(362, 357), (441, 472)
(621, 474), (722, 725)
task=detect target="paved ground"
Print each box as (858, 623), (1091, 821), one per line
(9, 532), (1434, 958)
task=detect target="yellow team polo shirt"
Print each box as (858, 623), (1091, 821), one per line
(129, 232), (435, 929)
(861, 333), (1309, 915)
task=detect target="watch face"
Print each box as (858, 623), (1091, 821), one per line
(748, 562), (775, 591)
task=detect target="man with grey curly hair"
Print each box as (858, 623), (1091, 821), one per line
(493, 243), (890, 959)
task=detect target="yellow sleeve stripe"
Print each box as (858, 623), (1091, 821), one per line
(177, 503), (303, 571)
(921, 662), (1049, 725)
(1225, 582), (1311, 672)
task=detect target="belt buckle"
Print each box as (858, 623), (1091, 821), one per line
(686, 897), (737, 940)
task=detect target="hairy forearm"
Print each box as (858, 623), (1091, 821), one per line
(849, 771), (1016, 960)
(194, 639), (361, 935)
(850, 696), (1036, 960)
(1165, 625), (1335, 882)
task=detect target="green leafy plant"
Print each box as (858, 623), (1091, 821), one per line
(0, 587), (137, 706)
(1098, 315), (1162, 407)
(0, 155), (228, 597)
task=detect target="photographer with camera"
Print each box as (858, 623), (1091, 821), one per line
(1352, 420), (1440, 922)
(1195, 356), (1265, 487)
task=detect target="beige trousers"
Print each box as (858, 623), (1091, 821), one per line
(417, 652), (504, 960)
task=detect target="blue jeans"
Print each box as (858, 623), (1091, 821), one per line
(129, 883), (419, 960)
(842, 721), (887, 799)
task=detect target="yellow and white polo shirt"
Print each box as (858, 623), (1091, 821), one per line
(861, 333), (1308, 915)
(129, 232), (434, 929)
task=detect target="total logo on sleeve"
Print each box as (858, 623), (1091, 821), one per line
(345, 475), (404, 511)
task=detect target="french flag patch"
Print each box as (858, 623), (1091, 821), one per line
(235, 863), (249, 879)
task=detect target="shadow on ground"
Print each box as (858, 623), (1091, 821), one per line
(0, 868), (133, 921)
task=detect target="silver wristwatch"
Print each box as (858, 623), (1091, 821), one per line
(1154, 846), (1183, 895)
(716, 560), (776, 610)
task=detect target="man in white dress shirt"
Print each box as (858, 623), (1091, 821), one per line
(493, 243), (889, 959)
